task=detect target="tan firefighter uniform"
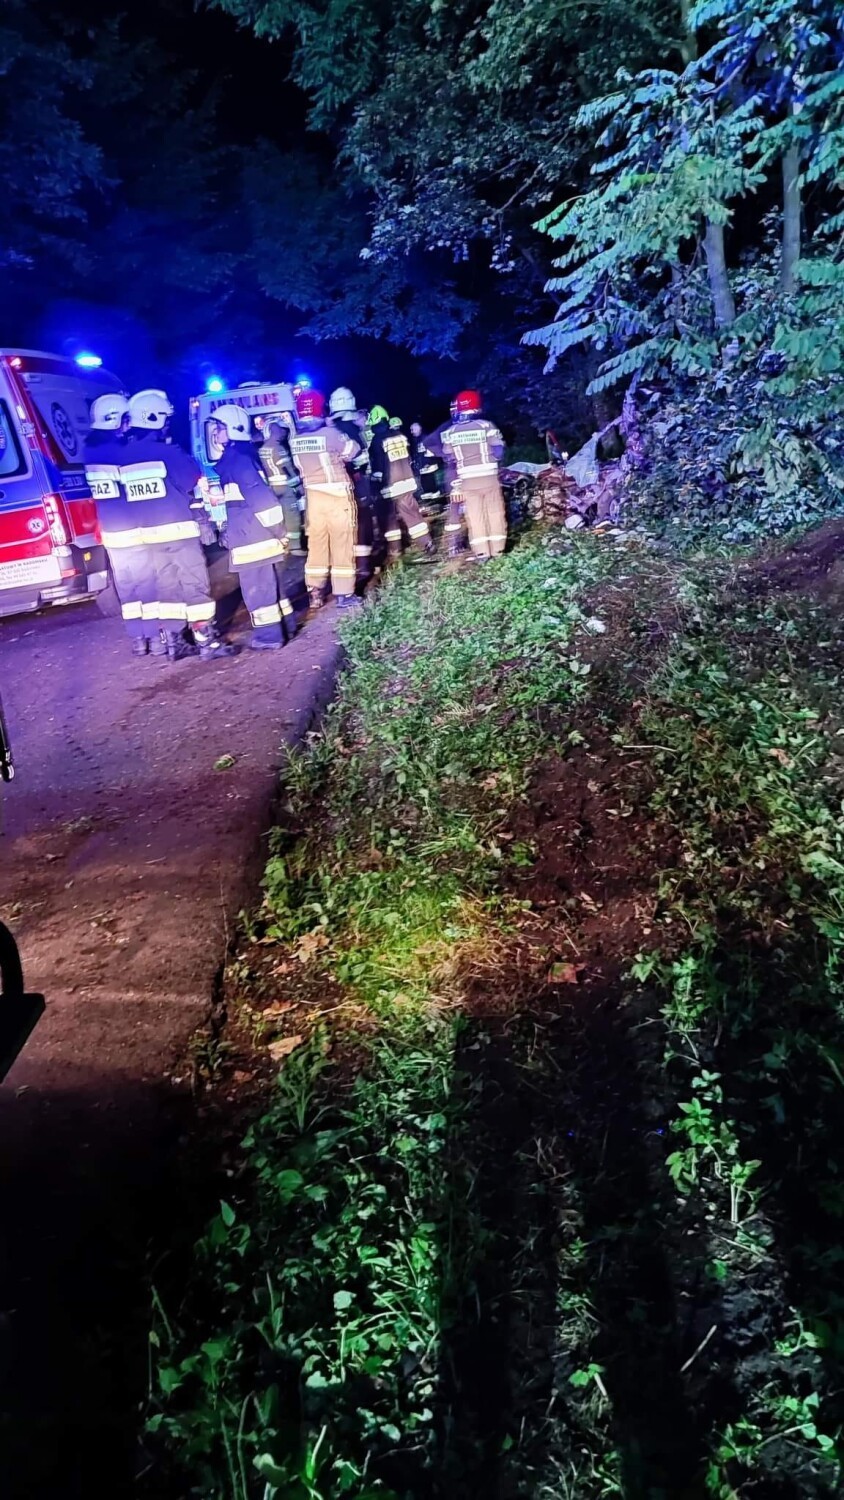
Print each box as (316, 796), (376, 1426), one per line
(439, 417), (507, 559)
(290, 423), (360, 598)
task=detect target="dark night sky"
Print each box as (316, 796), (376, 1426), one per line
(28, 0), (443, 428)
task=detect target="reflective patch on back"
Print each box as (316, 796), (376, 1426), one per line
(121, 461), (168, 501)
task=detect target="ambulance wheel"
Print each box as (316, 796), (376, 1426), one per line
(96, 578), (123, 619)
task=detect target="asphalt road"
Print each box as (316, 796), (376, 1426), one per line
(0, 577), (344, 1495)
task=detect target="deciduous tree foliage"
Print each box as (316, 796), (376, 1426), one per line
(214, 0), (681, 433)
(527, 0), (844, 533)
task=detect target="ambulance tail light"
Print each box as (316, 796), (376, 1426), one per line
(43, 494), (69, 547)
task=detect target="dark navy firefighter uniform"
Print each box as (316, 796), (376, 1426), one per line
(84, 428), (152, 642)
(215, 440), (294, 646)
(118, 432), (216, 639)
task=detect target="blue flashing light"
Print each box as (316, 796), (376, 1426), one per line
(206, 376), (225, 394)
(76, 352), (103, 369)
(295, 374), (312, 390)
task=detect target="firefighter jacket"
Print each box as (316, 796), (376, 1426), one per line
(410, 429), (439, 480)
(436, 418), (505, 485)
(215, 440), (289, 568)
(257, 428), (301, 501)
(368, 420), (418, 500)
(118, 432), (203, 546)
(290, 423), (361, 493)
(332, 416), (372, 501)
(83, 430), (135, 550)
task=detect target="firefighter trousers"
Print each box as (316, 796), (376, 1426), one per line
(239, 560), (294, 637)
(276, 485), (303, 547)
(383, 489), (430, 559)
(355, 502), (375, 580)
(109, 538), (215, 637)
(443, 492), (466, 556)
(153, 539), (216, 631)
(108, 543), (157, 639)
(462, 477), (507, 559)
(304, 486), (357, 598)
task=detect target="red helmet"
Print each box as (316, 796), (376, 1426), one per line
(295, 389), (325, 420)
(454, 389), (482, 416)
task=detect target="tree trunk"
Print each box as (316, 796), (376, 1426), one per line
(585, 347), (620, 438)
(679, 0), (695, 64)
(781, 143), (801, 293)
(703, 220), (736, 329)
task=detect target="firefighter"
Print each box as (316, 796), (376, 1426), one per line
(122, 390), (233, 660)
(84, 393), (162, 659)
(367, 407), (435, 563)
(425, 400), (465, 557)
(328, 386), (376, 585)
(257, 413), (304, 551)
(409, 421), (442, 502)
(212, 404), (296, 650)
(290, 389), (361, 611)
(433, 390), (507, 562)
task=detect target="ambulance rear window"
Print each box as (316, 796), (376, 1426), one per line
(0, 402), (26, 479)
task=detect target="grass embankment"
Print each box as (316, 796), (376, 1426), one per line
(148, 532), (844, 1498)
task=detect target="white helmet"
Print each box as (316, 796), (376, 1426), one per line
(329, 386), (356, 416)
(129, 389), (174, 430)
(212, 404), (252, 441)
(90, 393), (129, 431)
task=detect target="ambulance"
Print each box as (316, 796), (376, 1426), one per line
(189, 379), (297, 526)
(0, 349), (124, 619)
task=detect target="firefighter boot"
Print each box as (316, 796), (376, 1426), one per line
(165, 630), (199, 662)
(308, 588), (324, 612)
(131, 638), (150, 658)
(194, 624), (236, 661)
(149, 631), (169, 657)
(250, 626), (285, 652)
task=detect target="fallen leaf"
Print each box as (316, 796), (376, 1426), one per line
(214, 754), (236, 772)
(233, 1070), (254, 1085)
(267, 1035), (303, 1062)
(296, 930), (329, 962)
(262, 1000), (294, 1018)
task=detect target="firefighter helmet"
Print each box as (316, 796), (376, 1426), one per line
(128, 389), (174, 430)
(296, 389), (326, 420)
(368, 404), (389, 426)
(212, 404), (252, 441)
(454, 389), (482, 417)
(90, 393), (129, 431)
(328, 386), (356, 415)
